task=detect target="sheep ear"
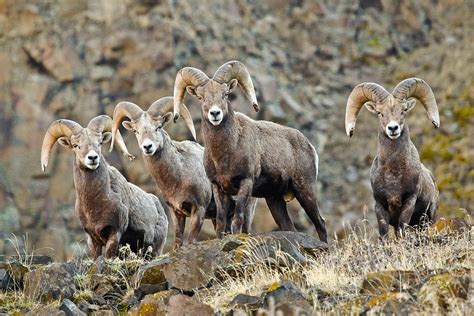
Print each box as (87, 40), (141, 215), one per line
(58, 137), (72, 148)
(186, 86), (198, 97)
(405, 99), (417, 113)
(364, 101), (378, 114)
(228, 78), (238, 91)
(101, 132), (112, 144)
(122, 121), (134, 130)
(161, 112), (173, 128)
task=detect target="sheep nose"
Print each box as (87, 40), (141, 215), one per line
(388, 124), (399, 132)
(87, 154), (98, 162)
(143, 143), (153, 151)
(210, 110), (220, 118)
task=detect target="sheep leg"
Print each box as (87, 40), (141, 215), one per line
(232, 179), (254, 234)
(212, 185), (233, 239)
(187, 205), (205, 245)
(398, 195), (417, 236)
(265, 196), (296, 231)
(104, 232), (120, 258)
(375, 201), (390, 237)
(171, 210), (185, 250)
(87, 234), (102, 259)
(293, 184), (327, 243)
(243, 197), (257, 234)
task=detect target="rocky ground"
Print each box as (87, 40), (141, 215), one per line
(0, 0), (472, 258)
(0, 217), (472, 315)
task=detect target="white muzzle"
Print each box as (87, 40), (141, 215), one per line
(141, 138), (157, 156)
(208, 105), (223, 126)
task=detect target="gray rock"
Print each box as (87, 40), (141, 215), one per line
(132, 258), (169, 287)
(263, 280), (312, 315)
(162, 239), (229, 291)
(0, 269), (12, 290)
(59, 299), (86, 316)
(24, 262), (77, 303)
(0, 261), (28, 287)
(230, 293), (263, 312)
(167, 294), (214, 316)
(243, 231), (328, 265)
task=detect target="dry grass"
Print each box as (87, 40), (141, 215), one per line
(199, 220), (473, 314)
(0, 241), (154, 314)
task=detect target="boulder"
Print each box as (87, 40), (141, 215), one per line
(133, 258), (169, 287)
(128, 289), (179, 316)
(24, 262), (77, 303)
(234, 231), (328, 266)
(230, 293), (263, 313)
(263, 280), (312, 315)
(418, 273), (470, 310)
(59, 299), (86, 316)
(364, 292), (411, 314)
(167, 294), (214, 316)
(162, 239), (229, 291)
(360, 270), (422, 295)
(160, 232), (326, 291)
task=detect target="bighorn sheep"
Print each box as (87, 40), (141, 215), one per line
(345, 78), (439, 236)
(172, 60), (327, 242)
(41, 115), (168, 258)
(110, 97), (255, 248)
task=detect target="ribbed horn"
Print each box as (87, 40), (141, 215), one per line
(173, 67), (209, 122)
(88, 115), (134, 160)
(392, 78), (440, 128)
(213, 60), (259, 112)
(110, 101), (143, 154)
(148, 96), (197, 141)
(41, 119), (83, 172)
(345, 83), (390, 137)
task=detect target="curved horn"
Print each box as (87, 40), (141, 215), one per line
(213, 60), (259, 112)
(89, 115), (134, 161)
(148, 96), (197, 141)
(41, 119), (83, 172)
(345, 83), (390, 137)
(109, 101), (143, 155)
(173, 67), (209, 122)
(392, 78), (440, 128)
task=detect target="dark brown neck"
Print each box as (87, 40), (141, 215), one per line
(73, 156), (110, 203)
(144, 135), (182, 191)
(202, 106), (239, 160)
(377, 124), (411, 164)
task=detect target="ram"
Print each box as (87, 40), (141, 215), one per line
(41, 115), (168, 258)
(172, 60), (327, 242)
(110, 97), (256, 246)
(345, 78), (439, 236)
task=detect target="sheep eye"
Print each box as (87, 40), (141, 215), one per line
(133, 129), (138, 134)
(72, 144), (79, 148)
